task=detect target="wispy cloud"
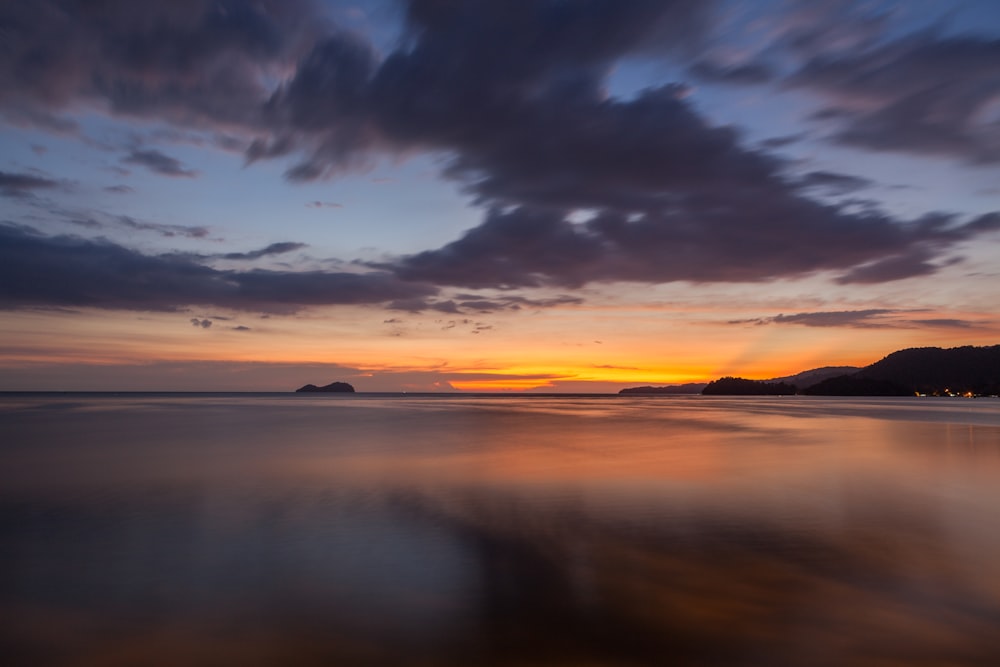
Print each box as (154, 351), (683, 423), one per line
(732, 309), (983, 330)
(117, 215), (209, 239)
(218, 242), (307, 261)
(0, 170), (60, 197)
(122, 149), (198, 178)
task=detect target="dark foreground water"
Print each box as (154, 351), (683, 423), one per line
(2, 393), (1000, 666)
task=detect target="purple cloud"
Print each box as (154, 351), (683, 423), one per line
(122, 149), (198, 178)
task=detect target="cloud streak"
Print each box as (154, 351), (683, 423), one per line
(733, 309), (983, 330)
(122, 149), (199, 178)
(0, 225), (434, 313)
(0, 170), (60, 197)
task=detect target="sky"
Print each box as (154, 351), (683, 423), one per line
(1, 0), (1000, 392)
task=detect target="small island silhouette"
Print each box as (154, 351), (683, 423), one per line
(295, 381), (355, 393)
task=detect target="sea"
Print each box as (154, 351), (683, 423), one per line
(2, 392), (1000, 666)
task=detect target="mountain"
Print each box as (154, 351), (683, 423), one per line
(295, 381), (356, 393)
(801, 375), (911, 396)
(804, 345), (1000, 396)
(620, 346), (1000, 397)
(767, 366), (859, 387)
(857, 345), (1000, 396)
(620, 367), (857, 396)
(619, 383), (707, 395)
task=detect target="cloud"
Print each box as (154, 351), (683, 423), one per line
(759, 134), (806, 150)
(257, 1), (994, 290)
(387, 298), (462, 314)
(232, 325), (252, 331)
(0, 170), (60, 197)
(0, 0), (320, 130)
(219, 242), (307, 261)
(909, 319), (976, 329)
(735, 309), (897, 328)
(103, 184), (134, 194)
(798, 170), (873, 196)
(0, 224), (436, 313)
(734, 309), (983, 330)
(190, 318), (213, 329)
(122, 149), (199, 178)
(386, 204), (1000, 288)
(4, 1), (999, 295)
(384, 293), (582, 314)
(688, 59), (775, 85)
(265, 1), (718, 180)
(790, 34), (1000, 164)
(116, 215), (209, 239)
(305, 201), (343, 208)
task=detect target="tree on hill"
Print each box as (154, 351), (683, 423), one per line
(801, 375), (911, 396)
(702, 377), (796, 395)
(857, 345), (1000, 396)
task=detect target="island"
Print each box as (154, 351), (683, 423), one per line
(295, 381), (355, 393)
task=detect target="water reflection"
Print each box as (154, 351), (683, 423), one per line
(2, 395), (1000, 665)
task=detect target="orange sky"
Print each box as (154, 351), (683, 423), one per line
(2, 273), (995, 392)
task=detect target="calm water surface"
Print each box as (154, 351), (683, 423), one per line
(2, 394), (1000, 665)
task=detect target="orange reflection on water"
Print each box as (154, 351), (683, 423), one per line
(3, 395), (1000, 665)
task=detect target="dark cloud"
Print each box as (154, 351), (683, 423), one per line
(103, 184), (134, 194)
(122, 149), (198, 178)
(32, 205), (210, 239)
(688, 59), (774, 85)
(219, 242), (307, 261)
(760, 133), (807, 149)
(272, 2), (988, 289)
(388, 203), (1000, 288)
(452, 294), (583, 312)
(387, 298), (462, 315)
(910, 319), (975, 329)
(0, 171), (60, 197)
(116, 215), (209, 239)
(267, 1), (718, 180)
(791, 35), (1000, 164)
(735, 309), (983, 330)
(385, 292), (582, 314)
(736, 309), (898, 328)
(0, 225), (436, 313)
(190, 318), (213, 329)
(305, 201), (343, 208)
(833, 248), (942, 284)
(3, 0), (998, 295)
(0, 0), (320, 130)
(798, 170), (873, 196)
(232, 325), (252, 331)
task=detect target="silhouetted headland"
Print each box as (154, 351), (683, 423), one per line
(619, 383), (707, 395)
(620, 345), (1000, 397)
(703, 377), (797, 395)
(295, 381), (355, 393)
